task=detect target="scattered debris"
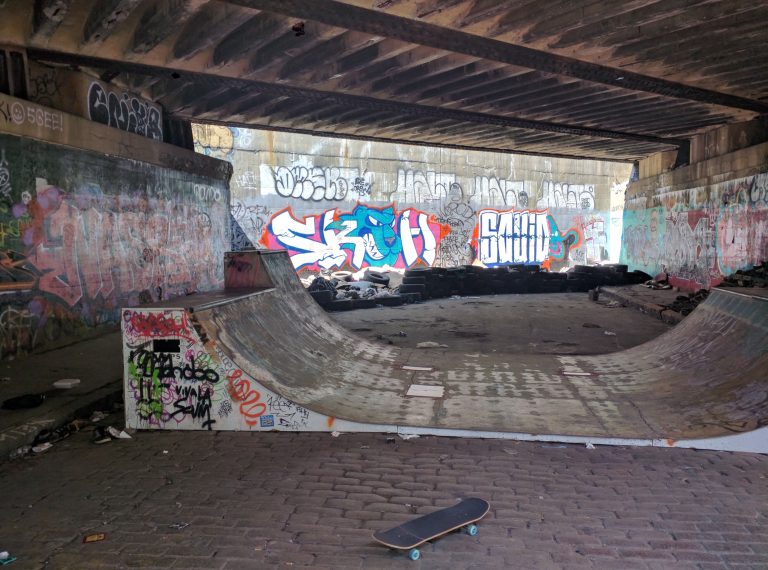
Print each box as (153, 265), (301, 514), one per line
(168, 522), (190, 531)
(364, 269), (390, 286)
(90, 411), (107, 422)
(69, 419), (90, 431)
(415, 341), (448, 348)
(92, 427), (112, 445)
(665, 289), (710, 316)
(585, 443), (596, 449)
(1, 392), (46, 410)
(398, 434), (421, 440)
(331, 271), (353, 282)
(406, 384), (445, 398)
(8, 445), (32, 460)
(502, 448), (518, 455)
(604, 331), (617, 336)
(92, 425), (132, 445)
(31, 442), (53, 454)
(107, 426), (132, 439)
(643, 278), (672, 290)
(52, 378), (81, 389)
(33, 424), (73, 446)
(307, 263), (652, 312)
(331, 431), (342, 438)
(82, 533), (107, 544)
(348, 280), (374, 290)
(720, 263), (768, 288)
(561, 369), (592, 376)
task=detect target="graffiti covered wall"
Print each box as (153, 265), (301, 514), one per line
(261, 204), (447, 271)
(193, 125), (630, 272)
(621, 172), (768, 290)
(27, 63), (164, 141)
(0, 134), (229, 359)
(475, 209), (584, 269)
(123, 307), (382, 433)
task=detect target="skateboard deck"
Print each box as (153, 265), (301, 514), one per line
(373, 498), (489, 558)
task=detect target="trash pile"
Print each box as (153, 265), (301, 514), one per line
(719, 262), (768, 288)
(304, 264), (653, 311)
(7, 405), (131, 461)
(643, 278), (673, 290)
(664, 290), (710, 316)
(305, 269), (416, 311)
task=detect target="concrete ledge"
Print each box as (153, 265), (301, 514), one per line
(599, 285), (685, 325)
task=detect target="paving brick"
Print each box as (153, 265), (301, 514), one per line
(647, 539), (705, 551)
(617, 548), (676, 560)
(704, 541), (754, 552)
(169, 556), (226, 568)
(673, 551), (724, 563)
(721, 553), (768, 565)
(1, 430), (766, 569)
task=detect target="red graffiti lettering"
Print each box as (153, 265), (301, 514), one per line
(227, 370), (266, 426)
(124, 311), (190, 337)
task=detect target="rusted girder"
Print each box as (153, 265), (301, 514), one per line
(227, 0), (768, 114)
(27, 48), (687, 149)
(32, 0), (73, 40)
(193, 118), (637, 163)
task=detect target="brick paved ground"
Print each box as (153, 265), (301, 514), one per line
(1, 426), (766, 569)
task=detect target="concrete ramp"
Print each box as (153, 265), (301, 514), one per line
(123, 251), (768, 452)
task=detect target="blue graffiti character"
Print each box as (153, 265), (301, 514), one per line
(331, 205), (403, 266)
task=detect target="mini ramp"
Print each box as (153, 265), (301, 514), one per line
(123, 251), (768, 453)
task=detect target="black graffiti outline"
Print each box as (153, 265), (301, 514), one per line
(129, 348), (220, 384)
(170, 384), (216, 430)
(87, 82), (163, 141)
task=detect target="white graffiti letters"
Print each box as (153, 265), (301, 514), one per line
(393, 169), (456, 203)
(272, 165), (365, 201)
(269, 210), (348, 269)
(478, 210), (550, 265)
(400, 210), (437, 267)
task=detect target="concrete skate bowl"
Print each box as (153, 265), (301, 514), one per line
(191, 251), (768, 452)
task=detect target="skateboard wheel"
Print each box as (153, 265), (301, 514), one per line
(465, 524), (478, 536)
(408, 548), (420, 561)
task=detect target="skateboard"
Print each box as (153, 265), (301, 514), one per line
(373, 497), (490, 561)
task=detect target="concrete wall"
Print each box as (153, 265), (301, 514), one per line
(0, 94), (231, 360)
(27, 62), (164, 141)
(622, 138), (768, 290)
(193, 125), (632, 272)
